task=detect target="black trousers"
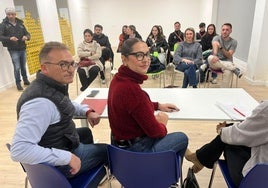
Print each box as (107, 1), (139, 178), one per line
(77, 66), (100, 90)
(196, 135), (251, 187)
(76, 127), (93, 144)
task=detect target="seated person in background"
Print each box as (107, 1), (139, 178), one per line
(77, 29), (104, 91)
(93, 24), (114, 84)
(200, 24), (217, 52)
(124, 25), (143, 40)
(207, 23), (242, 88)
(185, 100), (268, 187)
(158, 25), (166, 39)
(196, 22), (206, 41)
(146, 25), (168, 73)
(173, 27), (203, 88)
(116, 25), (128, 53)
(10, 41), (108, 179)
(108, 38), (188, 160)
(200, 24), (217, 83)
(167, 21), (184, 63)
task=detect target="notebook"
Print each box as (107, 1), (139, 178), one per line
(81, 99), (107, 115)
(215, 101), (252, 121)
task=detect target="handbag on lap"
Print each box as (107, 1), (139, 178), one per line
(78, 57), (96, 67)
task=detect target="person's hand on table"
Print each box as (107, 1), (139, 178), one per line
(158, 103), (180, 112)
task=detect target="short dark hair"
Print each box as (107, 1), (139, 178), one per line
(199, 22), (206, 28)
(222, 23), (232, 29)
(39, 41), (69, 64)
(94, 24), (103, 30)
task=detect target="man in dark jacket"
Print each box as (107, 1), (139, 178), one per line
(0, 7), (31, 91)
(93, 24), (114, 84)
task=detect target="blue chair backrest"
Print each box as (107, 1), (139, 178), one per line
(21, 163), (72, 188)
(107, 145), (180, 188)
(239, 163), (268, 188)
(7, 143), (106, 188)
(21, 162), (106, 188)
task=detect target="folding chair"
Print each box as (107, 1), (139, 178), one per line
(204, 68), (239, 88)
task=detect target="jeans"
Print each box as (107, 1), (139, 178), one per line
(127, 132), (188, 160)
(175, 62), (197, 88)
(8, 50), (28, 85)
(57, 143), (108, 178)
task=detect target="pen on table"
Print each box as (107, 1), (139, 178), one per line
(233, 107), (246, 117)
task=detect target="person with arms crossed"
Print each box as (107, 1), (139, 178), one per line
(77, 29), (104, 91)
(185, 100), (268, 187)
(10, 41), (107, 178)
(207, 23), (242, 87)
(108, 38), (188, 160)
(0, 7), (31, 91)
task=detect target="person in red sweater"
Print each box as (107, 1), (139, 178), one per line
(108, 38), (188, 159)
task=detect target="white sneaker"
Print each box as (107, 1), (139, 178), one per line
(211, 78), (217, 84)
(200, 64), (207, 71)
(101, 79), (106, 84)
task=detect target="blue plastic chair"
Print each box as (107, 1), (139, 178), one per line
(7, 143), (106, 188)
(107, 144), (180, 188)
(209, 159), (268, 188)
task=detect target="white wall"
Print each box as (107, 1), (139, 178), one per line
(68, 0), (92, 53)
(246, 0), (268, 86)
(79, 0), (209, 49)
(36, 0), (62, 42)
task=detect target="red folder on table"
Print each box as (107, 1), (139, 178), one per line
(81, 99), (107, 115)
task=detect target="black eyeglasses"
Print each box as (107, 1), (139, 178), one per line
(128, 51), (151, 61)
(44, 61), (78, 71)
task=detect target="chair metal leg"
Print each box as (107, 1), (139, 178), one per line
(25, 176), (28, 188)
(208, 162), (218, 188)
(76, 71), (79, 95)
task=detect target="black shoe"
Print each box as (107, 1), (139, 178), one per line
(24, 80), (30, 85)
(233, 68), (243, 78)
(17, 84), (24, 91)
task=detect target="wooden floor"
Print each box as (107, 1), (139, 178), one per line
(1, 53), (268, 188)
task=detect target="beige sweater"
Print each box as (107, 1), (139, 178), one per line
(77, 40), (103, 77)
(221, 100), (268, 176)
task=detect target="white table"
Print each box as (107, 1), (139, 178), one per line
(74, 88), (259, 121)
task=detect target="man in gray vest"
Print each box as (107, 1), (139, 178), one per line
(10, 41), (107, 178)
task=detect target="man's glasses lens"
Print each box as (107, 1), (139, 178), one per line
(45, 61), (77, 70)
(59, 61), (77, 70)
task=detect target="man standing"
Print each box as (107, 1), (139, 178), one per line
(10, 41), (107, 178)
(93, 24), (114, 84)
(207, 23), (242, 87)
(0, 7), (31, 91)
